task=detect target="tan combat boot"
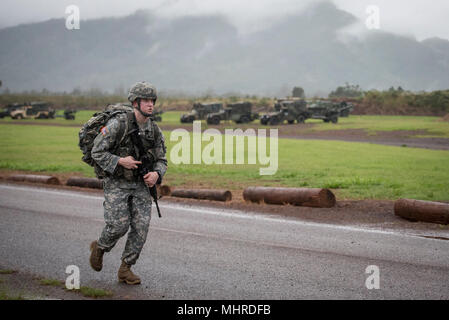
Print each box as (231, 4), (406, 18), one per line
(118, 261), (141, 285)
(89, 241), (104, 272)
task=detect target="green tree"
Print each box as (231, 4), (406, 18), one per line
(329, 83), (363, 98)
(292, 86), (305, 98)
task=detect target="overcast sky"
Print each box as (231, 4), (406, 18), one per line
(1, 0), (448, 41)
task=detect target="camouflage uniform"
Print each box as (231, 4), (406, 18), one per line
(91, 112), (167, 265)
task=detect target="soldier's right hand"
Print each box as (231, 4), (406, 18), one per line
(118, 156), (142, 170)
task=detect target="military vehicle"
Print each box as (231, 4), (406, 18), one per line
(0, 103), (25, 118)
(10, 102), (55, 119)
(152, 109), (163, 122)
(335, 101), (354, 117)
(260, 99), (308, 125)
(206, 101), (259, 125)
(55, 109), (77, 120)
(180, 102), (222, 123)
(64, 109), (76, 120)
(307, 100), (340, 123)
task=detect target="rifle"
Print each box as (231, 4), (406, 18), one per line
(128, 116), (162, 218)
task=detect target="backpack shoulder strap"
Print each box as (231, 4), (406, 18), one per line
(151, 118), (161, 141)
(108, 111), (131, 151)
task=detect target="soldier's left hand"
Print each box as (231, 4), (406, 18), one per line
(143, 171), (159, 187)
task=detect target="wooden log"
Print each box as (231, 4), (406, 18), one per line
(65, 178), (172, 195)
(394, 199), (449, 225)
(243, 187), (336, 208)
(171, 189), (232, 202)
(157, 185), (172, 197)
(66, 177), (103, 189)
(7, 174), (60, 185)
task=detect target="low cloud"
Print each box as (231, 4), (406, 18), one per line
(1, 0), (449, 40)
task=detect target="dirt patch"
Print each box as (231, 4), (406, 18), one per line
(283, 128), (449, 150)
(163, 194), (449, 233)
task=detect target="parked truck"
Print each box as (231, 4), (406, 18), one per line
(307, 100), (340, 123)
(181, 102), (223, 123)
(260, 99), (308, 125)
(10, 102), (55, 119)
(0, 103), (25, 118)
(206, 101), (259, 125)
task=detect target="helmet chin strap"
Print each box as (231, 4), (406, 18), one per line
(136, 99), (152, 118)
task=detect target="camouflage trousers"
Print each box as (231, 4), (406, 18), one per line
(97, 181), (152, 265)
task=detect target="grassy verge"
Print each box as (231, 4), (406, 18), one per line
(0, 124), (448, 201)
(39, 278), (64, 287)
(77, 286), (113, 298)
(0, 271), (114, 300)
(36, 277), (113, 298)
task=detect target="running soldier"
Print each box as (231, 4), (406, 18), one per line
(89, 82), (167, 285)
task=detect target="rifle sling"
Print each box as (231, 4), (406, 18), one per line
(128, 113), (162, 218)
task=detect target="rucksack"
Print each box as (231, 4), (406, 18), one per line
(78, 103), (133, 178)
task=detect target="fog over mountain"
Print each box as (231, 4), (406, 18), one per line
(1, 1), (448, 96)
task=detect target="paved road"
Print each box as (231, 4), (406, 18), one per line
(0, 183), (448, 299)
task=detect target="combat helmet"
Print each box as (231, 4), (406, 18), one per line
(127, 81), (157, 118)
(127, 81), (157, 103)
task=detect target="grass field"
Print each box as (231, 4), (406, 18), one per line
(0, 123), (448, 201)
(1, 112), (448, 138)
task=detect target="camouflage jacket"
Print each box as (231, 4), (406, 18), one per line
(91, 112), (167, 189)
